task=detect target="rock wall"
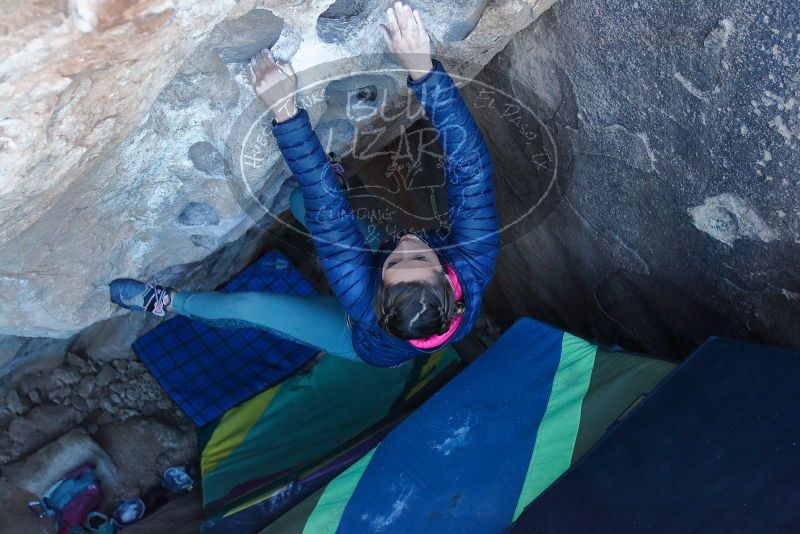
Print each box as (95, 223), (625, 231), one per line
(469, 0), (800, 357)
(5, 0), (796, 357)
(0, 0), (554, 340)
(0, 351), (196, 511)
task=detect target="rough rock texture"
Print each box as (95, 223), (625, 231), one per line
(94, 417), (196, 499)
(0, 351), (197, 524)
(0, 335), (74, 381)
(0, 479), (52, 534)
(2, 429), (122, 508)
(125, 491), (204, 534)
(0, 352), (191, 465)
(467, 0), (800, 357)
(0, 0), (554, 339)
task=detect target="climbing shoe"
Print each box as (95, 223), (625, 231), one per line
(109, 279), (173, 317)
(111, 499), (145, 528)
(161, 466), (194, 494)
(83, 512), (115, 534)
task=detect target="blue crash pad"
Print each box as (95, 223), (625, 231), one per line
(511, 336), (800, 533)
(337, 317), (566, 534)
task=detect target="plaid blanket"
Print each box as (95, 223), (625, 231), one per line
(133, 251), (320, 426)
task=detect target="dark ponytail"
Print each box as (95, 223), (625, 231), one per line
(376, 269), (464, 340)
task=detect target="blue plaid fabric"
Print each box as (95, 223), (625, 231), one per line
(133, 251), (320, 426)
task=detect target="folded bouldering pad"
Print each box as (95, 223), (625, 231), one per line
(510, 336), (800, 533)
(200, 345), (462, 531)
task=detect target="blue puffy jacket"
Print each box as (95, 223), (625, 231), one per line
(272, 58), (499, 366)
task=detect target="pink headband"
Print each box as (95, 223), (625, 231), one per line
(408, 264), (463, 350)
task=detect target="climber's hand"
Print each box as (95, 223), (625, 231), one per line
(381, 1), (433, 81)
(248, 48), (298, 123)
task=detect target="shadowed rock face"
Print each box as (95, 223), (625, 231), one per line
(0, 0), (550, 340)
(316, 0), (492, 45)
(178, 202), (220, 227)
(209, 8), (284, 63)
(468, 0), (800, 357)
(316, 0), (374, 44)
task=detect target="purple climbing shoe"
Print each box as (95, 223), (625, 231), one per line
(109, 279), (173, 317)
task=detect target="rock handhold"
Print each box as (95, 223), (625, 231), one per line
(188, 142), (225, 176)
(178, 202), (220, 227)
(210, 8), (284, 64)
(271, 24), (303, 63)
(316, 0), (373, 44)
(324, 74), (398, 122)
(158, 48), (239, 109)
(190, 234), (220, 250)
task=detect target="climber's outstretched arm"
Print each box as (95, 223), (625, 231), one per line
(382, 2), (500, 288)
(248, 50), (377, 325)
(408, 61), (500, 285)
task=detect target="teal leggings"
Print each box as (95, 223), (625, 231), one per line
(171, 189), (381, 361)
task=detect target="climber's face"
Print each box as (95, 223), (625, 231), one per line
(382, 234), (443, 285)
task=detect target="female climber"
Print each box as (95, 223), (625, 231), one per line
(110, 1), (499, 367)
